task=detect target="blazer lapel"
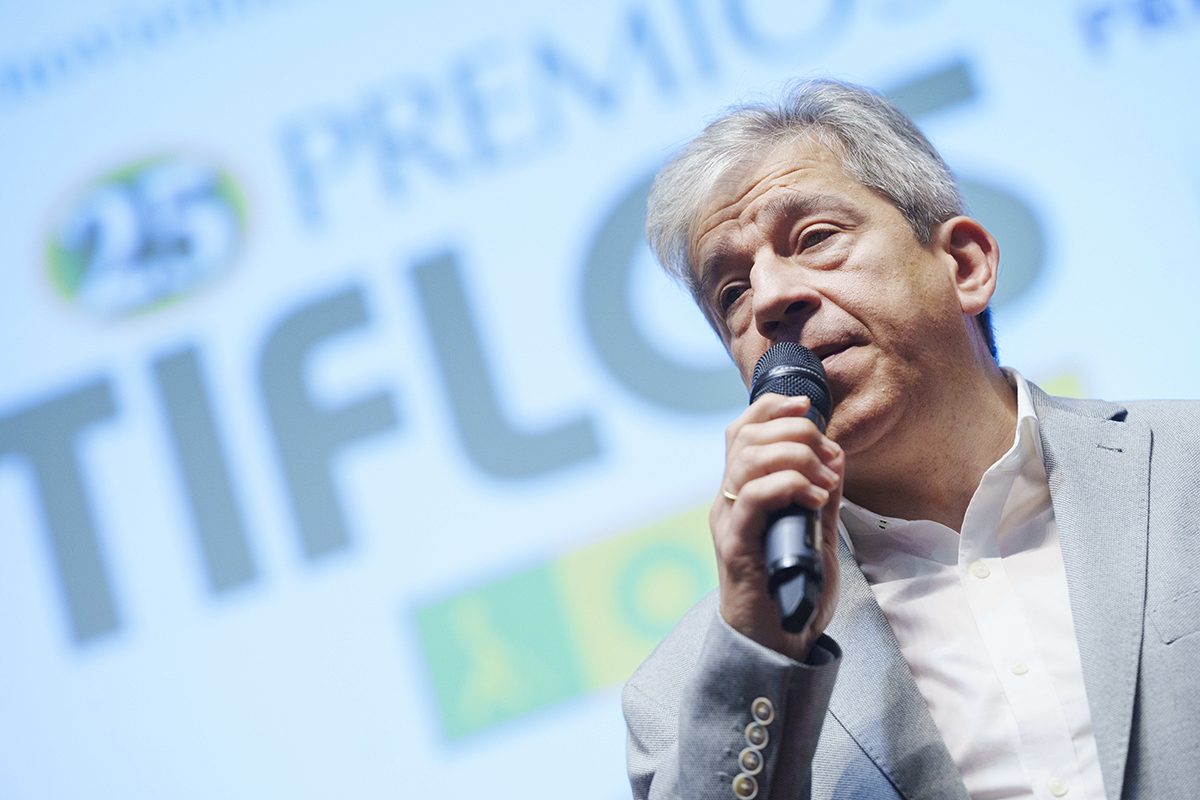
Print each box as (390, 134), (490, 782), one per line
(825, 534), (969, 800)
(1032, 388), (1151, 800)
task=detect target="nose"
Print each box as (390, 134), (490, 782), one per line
(750, 252), (821, 339)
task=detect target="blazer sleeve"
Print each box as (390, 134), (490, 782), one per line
(624, 599), (841, 800)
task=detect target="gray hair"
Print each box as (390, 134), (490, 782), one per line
(646, 78), (997, 358)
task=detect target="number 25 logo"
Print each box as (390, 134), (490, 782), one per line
(47, 156), (247, 318)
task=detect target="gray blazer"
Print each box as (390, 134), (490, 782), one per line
(624, 388), (1200, 800)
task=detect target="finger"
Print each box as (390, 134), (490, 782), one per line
(713, 473), (832, 612)
(725, 469), (833, 536)
(726, 441), (841, 493)
(725, 394), (813, 447)
(731, 417), (842, 463)
(816, 446), (846, 564)
(749, 391), (813, 419)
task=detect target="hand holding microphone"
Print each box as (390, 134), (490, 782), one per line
(710, 342), (844, 662)
(749, 343), (834, 634)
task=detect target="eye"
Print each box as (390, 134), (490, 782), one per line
(717, 283), (747, 314)
(797, 227), (836, 252)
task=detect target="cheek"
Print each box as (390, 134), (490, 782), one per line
(850, 266), (953, 346)
(725, 304), (755, 342)
(730, 342), (760, 388)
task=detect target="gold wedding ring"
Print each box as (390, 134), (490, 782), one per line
(722, 489), (738, 503)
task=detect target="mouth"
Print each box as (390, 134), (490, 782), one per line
(807, 340), (856, 366)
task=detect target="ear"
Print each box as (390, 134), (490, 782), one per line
(934, 216), (999, 316)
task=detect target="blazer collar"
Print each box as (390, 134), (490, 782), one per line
(1030, 386), (1150, 800)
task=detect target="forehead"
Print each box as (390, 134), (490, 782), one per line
(690, 136), (863, 277)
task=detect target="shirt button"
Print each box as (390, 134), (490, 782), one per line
(732, 773), (759, 799)
(1009, 658), (1029, 675)
(969, 561), (990, 579)
(1047, 776), (1069, 797)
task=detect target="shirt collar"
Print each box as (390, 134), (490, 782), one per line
(1006, 367), (1044, 464)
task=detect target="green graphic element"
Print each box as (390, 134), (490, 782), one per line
(46, 155), (247, 317)
(414, 504), (716, 739)
(556, 505), (713, 689)
(415, 567), (587, 739)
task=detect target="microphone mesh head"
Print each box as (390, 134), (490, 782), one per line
(750, 342), (832, 422)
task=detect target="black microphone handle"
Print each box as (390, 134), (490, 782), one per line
(765, 405), (825, 633)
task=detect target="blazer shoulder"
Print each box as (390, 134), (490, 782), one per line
(1119, 398), (1200, 428)
(1032, 391), (1200, 520)
(1031, 383), (1200, 430)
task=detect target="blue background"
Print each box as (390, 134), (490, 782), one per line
(1, 0), (1199, 797)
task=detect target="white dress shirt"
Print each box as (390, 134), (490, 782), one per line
(839, 370), (1106, 800)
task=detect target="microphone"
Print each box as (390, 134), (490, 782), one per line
(749, 342), (833, 634)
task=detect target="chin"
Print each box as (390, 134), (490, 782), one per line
(825, 391), (898, 458)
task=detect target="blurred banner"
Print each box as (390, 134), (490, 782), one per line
(1, 1), (1198, 797)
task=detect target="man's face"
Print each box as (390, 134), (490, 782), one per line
(692, 136), (971, 457)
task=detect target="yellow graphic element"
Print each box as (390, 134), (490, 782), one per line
(555, 504), (716, 688)
(1038, 372), (1086, 399)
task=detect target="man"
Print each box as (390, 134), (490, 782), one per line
(623, 79), (1200, 800)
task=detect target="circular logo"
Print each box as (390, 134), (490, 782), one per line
(616, 542), (712, 641)
(46, 155), (247, 317)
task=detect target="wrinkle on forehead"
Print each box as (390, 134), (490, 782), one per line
(697, 190), (862, 298)
(688, 136), (848, 272)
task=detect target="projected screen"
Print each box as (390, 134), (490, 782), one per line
(2, 1), (1198, 797)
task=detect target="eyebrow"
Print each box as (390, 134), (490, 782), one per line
(698, 245), (737, 300)
(697, 192), (855, 297)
